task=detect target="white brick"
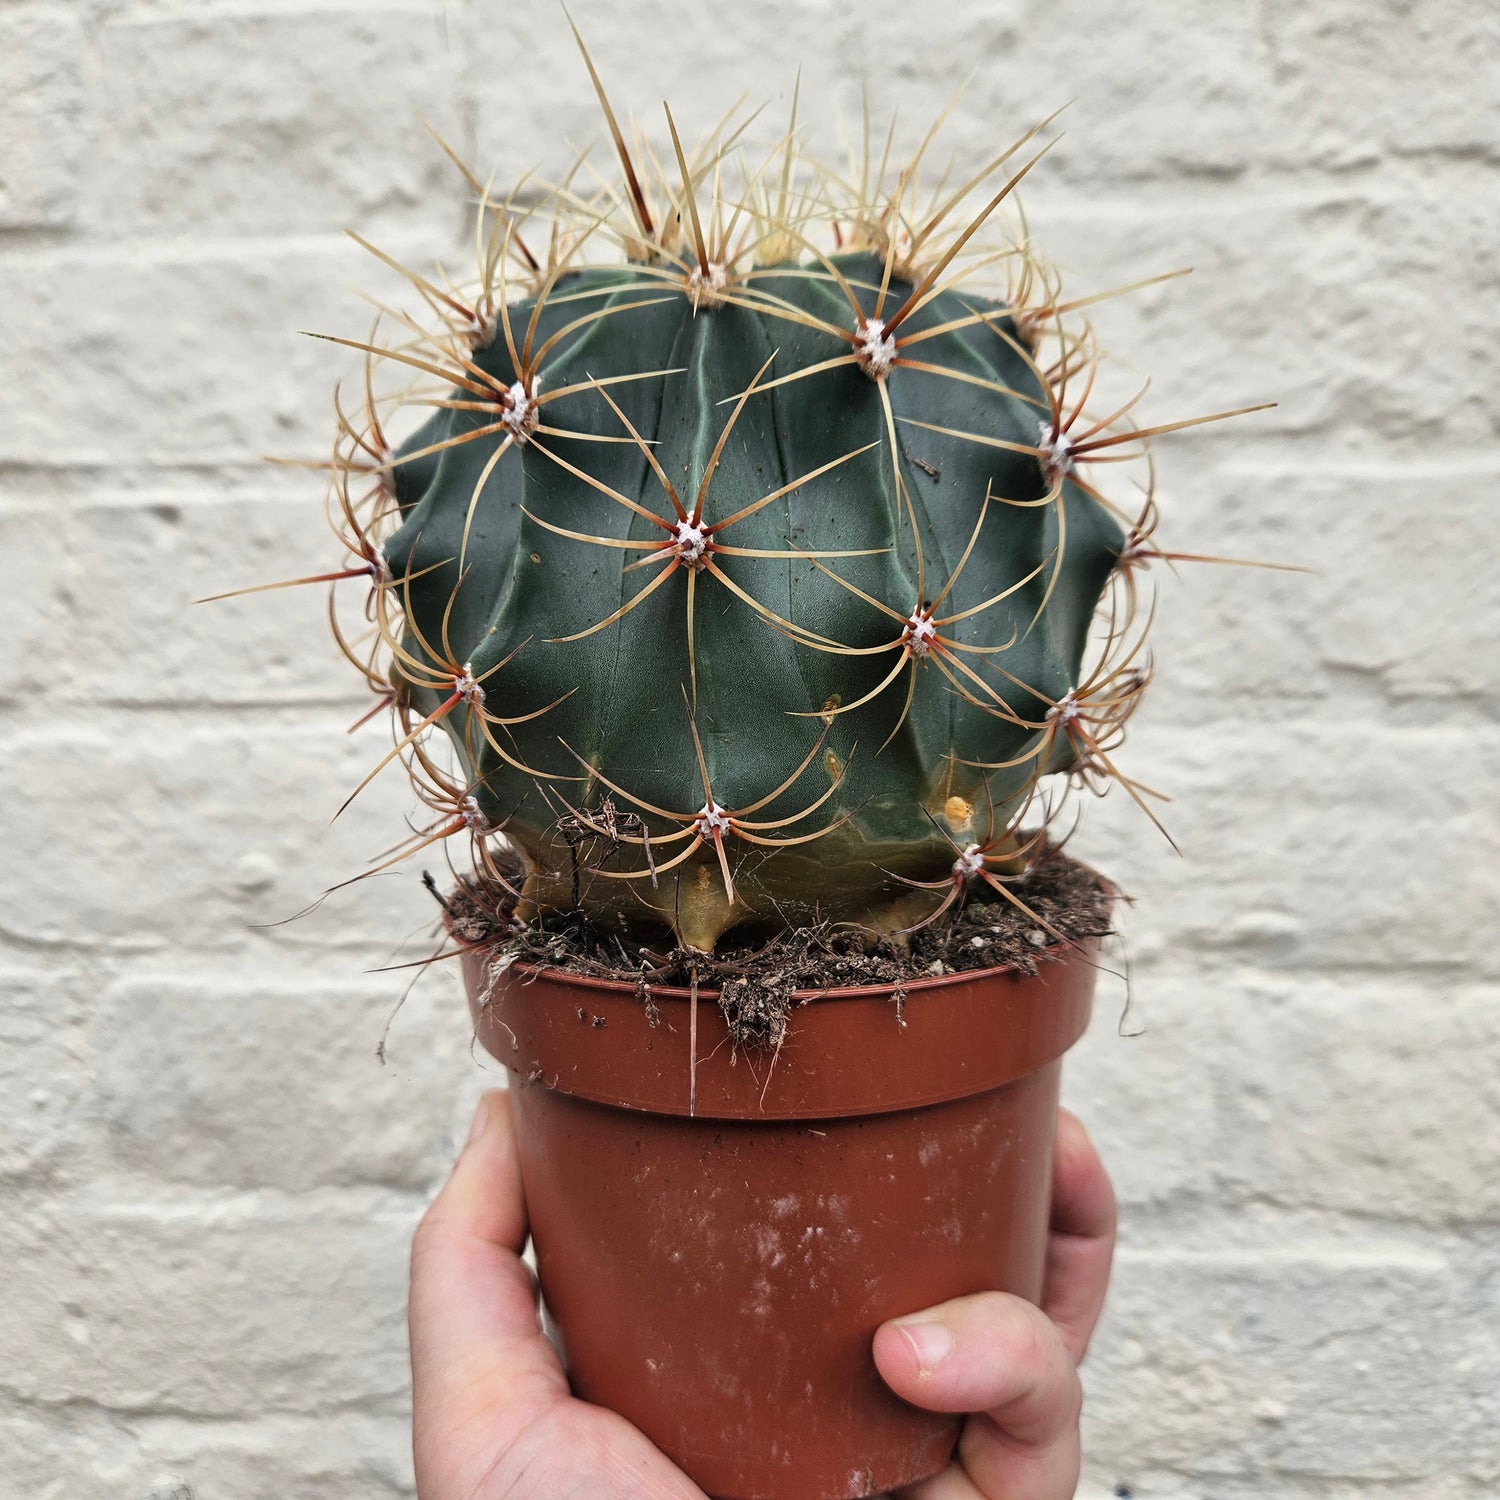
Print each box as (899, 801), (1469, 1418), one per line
(1214, 975), (1500, 1225)
(1135, 463), (1500, 713)
(1078, 1471), (1486, 1500)
(0, 1398), (140, 1500)
(1259, 0), (1500, 169)
(1083, 1249), (1498, 1483)
(86, 10), (459, 238)
(1075, 720), (1500, 976)
(1, 497), (360, 707)
(0, 1400), (414, 1500)
(507, 1), (1262, 189)
(0, 969), (90, 1181)
(0, 1202), (416, 1415)
(88, 968), (473, 1193)
(0, 7), (85, 228)
(859, 0), (1261, 188)
(1029, 177), (1499, 451)
(464, 0), (856, 189)
(0, 717), (437, 953)
(1063, 975), (1221, 1210)
(126, 1411), (413, 1500)
(0, 243), (421, 467)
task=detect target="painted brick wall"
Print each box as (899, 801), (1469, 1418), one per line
(2, 2), (1496, 1496)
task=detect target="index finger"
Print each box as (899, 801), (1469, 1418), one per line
(408, 1090), (567, 1428)
(1040, 1108), (1116, 1364)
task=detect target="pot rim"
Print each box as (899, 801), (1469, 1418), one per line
(456, 938), (1085, 1005)
(461, 938), (1101, 1120)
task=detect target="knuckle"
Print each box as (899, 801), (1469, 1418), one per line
(995, 1298), (1051, 1371)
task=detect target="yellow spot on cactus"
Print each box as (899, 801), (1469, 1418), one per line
(824, 749), (843, 783)
(943, 794), (974, 832)
(820, 694), (841, 725)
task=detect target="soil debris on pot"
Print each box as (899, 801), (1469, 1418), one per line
(436, 846), (1114, 1052)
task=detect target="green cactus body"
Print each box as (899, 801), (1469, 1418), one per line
(268, 67), (1267, 952)
(381, 247), (1121, 950)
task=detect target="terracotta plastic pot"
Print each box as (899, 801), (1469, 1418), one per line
(459, 940), (1097, 1500)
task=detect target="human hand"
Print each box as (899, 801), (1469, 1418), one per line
(869, 1107), (1116, 1498)
(408, 1091), (1114, 1500)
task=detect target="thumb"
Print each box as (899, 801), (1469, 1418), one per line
(873, 1292), (1082, 1500)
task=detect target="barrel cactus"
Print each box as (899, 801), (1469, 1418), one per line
(261, 50), (1268, 953)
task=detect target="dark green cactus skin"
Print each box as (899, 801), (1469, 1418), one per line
(386, 252), (1123, 949)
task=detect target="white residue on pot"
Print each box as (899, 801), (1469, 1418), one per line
(750, 1223), (786, 1268)
(744, 1275), (777, 1319)
(935, 1212), (966, 1243)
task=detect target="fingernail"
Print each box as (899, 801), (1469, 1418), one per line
(466, 1095), (491, 1145)
(892, 1317), (953, 1375)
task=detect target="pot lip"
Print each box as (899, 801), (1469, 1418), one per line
(463, 934), (1101, 1119)
(456, 937), (1086, 1004)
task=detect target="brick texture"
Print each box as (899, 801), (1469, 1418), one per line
(0, 7), (85, 229)
(2, 4), (1496, 1497)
